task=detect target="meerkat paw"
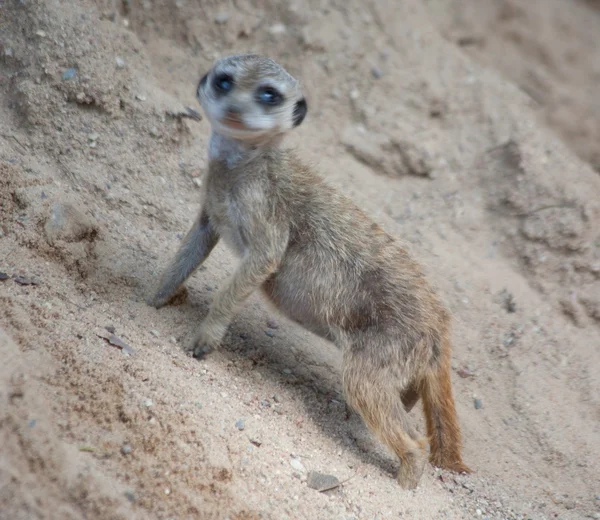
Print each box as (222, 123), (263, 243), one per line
(397, 451), (427, 490)
(186, 319), (227, 359)
(149, 285), (189, 309)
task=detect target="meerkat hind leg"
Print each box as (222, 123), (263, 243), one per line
(150, 210), (219, 309)
(342, 348), (428, 489)
(421, 340), (472, 473)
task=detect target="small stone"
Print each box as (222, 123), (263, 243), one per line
(476, 510), (482, 516)
(457, 367), (475, 378)
(88, 132), (99, 142)
(349, 89), (360, 100)
(214, 12), (229, 24)
(272, 394), (281, 403)
(36, 30), (47, 38)
(290, 458), (306, 473)
(150, 329), (160, 337)
(144, 399), (153, 407)
(115, 56), (126, 69)
(121, 444), (132, 455)
(124, 490), (136, 503)
(149, 126), (159, 137)
(283, 368), (292, 375)
(135, 94), (146, 101)
(105, 325), (116, 334)
(192, 177), (202, 187)
(13, 275), (38, 286)
(268, 23), (287, 35)
(306, 471), (340, 491)
(264, 330), (275, 338)
(164, 488), (170, 495)
(474, 398), (483, 410)
(0, 272), (9, 281)
(62, 68), (77, 81)
(266, 319), (279, 329)
(235, 419), (245, 431)
(371, 67), (382, 79)
(44, 202), (97, 246)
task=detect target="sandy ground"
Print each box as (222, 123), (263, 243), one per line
(1, 0), (599, 519)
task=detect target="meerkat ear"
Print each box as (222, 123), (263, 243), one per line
(293, 98), (307, 127)
(197, 73), (208, 93)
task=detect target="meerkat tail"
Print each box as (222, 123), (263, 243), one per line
(420, 337), (472, 474)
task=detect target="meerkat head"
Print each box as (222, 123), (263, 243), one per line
(196, 54), (307, 142)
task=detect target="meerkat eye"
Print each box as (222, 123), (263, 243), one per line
(256, 86), (284, 106)
(213, 73), (234, 94)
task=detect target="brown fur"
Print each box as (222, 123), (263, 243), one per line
(149, 54), (471, 488)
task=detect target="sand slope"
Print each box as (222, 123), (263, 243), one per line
(1, 1), (599, 518)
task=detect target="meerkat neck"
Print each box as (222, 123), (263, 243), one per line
(208, 131), (283, 168)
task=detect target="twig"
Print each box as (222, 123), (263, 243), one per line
(317, 470), (359, 493)
(1, 133), (27, 153)
(166, 106), (202, 122)
(512, 203), (578, 217)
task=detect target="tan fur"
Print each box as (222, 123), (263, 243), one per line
(149, 54), (471, 488)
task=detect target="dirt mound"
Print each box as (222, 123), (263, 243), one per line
(1, 0), (599, 519)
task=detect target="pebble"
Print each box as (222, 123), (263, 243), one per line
(121, 444), (132, 455)
(306, 471), (340, 491)
(115, 56), (126, 69)
(124, 490), (136, 503)
(290, 458), (306, 473)
(44, 202), (97, 245)
(149, 126), (159, 137)
(214, 12), (229, 24)
(282, 368), (292, 375)
(88, 132), (99, 142)
(62, 68), (77, 81)
(267, 319), (279, 329)
(235, 419), (245, 431)
(474, 398), (483, 410)
(143, 399), (153, 407)
(371, 67), (382, 79)
(264, 330), (275, 338)
(268, 23), (287, 35)
(150, 329), (160, 337)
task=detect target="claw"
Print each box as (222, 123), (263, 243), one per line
(192, 343), (214, 360)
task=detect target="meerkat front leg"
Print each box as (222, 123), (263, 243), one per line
(190, 222), (289, 359)
(150, 209), (219, 309)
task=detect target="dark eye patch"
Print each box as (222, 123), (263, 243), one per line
(213, 73), (234, 94)
(256, 86), (284, 106)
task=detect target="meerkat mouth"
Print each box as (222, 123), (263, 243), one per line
(222, 118), (247, 130)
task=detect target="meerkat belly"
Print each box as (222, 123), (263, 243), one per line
(261, 246), (372, 338)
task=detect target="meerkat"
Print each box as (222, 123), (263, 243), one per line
(149, 54), (471, 488)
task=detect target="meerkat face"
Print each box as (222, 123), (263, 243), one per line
(196, 54), (307, 142)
